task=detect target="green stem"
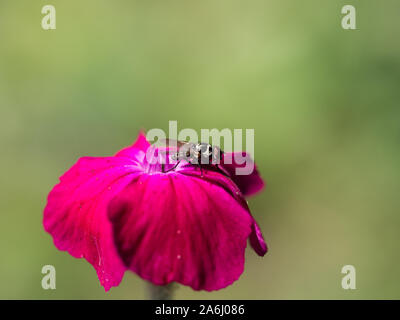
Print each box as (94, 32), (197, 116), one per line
(146, 282), (176, 300)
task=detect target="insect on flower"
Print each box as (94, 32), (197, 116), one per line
(43, 132), (267, 292)
(160, 139), (225, 177)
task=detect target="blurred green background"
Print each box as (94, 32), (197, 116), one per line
(1, 0), (400, 299)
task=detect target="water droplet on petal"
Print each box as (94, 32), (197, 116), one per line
(177, 229), (181, 235)
(177, 254), (182, 259)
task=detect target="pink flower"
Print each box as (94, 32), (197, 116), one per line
(43, 132), (267, 291)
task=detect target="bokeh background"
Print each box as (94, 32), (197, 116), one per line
(1, 0), (399, 299)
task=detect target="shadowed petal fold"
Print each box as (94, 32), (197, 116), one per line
(108, 173), (253, 291)
(178, 167), (268, 257)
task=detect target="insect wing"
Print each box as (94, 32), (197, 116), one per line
(161, 138), (193, 148)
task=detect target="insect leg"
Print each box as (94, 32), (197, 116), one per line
(165, 160), (181, 173)
(199, 163), (203, 177)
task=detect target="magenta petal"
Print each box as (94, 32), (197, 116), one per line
(43, 156), (142, 291)
(108, 173), (253, 291)
(249, 221), (268, 256)
(44, 132), (268, 291)
(115, 131), (151, 159)
(178, 168), (268, 257)
(221, 152), (265, 196)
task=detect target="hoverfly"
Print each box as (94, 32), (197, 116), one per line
(160, 139), (226, 177)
